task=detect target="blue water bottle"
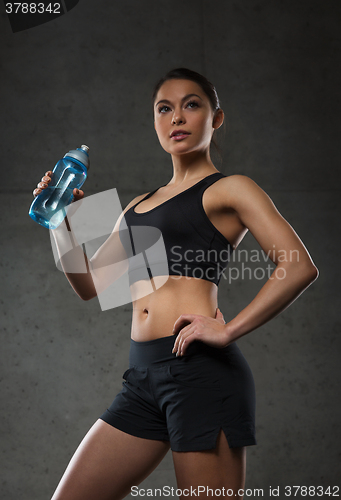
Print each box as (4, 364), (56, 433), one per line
(29, 145), (90, 229)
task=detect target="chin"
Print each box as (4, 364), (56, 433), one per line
(169, 148), (196, 157)
(159, 144), (188, 155)
(168, 142), (198, 155)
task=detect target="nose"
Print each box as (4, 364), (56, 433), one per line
(172, 107), (186, 125)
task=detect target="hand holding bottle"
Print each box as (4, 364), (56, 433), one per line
(33, 170), (52, 197)
(29, 145), (90, 229)
(33, 170), (84, 202)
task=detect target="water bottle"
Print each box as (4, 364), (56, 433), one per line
(29, 145), (90, 229)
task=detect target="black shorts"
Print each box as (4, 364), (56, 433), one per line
(100, 335), (256, 452)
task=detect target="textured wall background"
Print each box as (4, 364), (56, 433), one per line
(1, 1), (340, 498)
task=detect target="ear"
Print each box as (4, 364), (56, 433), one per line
(212, 108), (224, 130)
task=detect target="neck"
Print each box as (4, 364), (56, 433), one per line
(169, 149), (219, 185)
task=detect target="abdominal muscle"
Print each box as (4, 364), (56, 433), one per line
(130, 275), (218, 342)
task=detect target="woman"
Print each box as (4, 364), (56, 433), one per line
(33, 68), (318, 500)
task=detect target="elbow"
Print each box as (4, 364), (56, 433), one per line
(77, 282), (98, 301)
(80, 292), (96, 301)
(69, 285), (96, 301)
(75, 289), (96, 301)
(282, 260), (319, 287)
(309, 264), (319, 282)
(301, 262), (319, 286)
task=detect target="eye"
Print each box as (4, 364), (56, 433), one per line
(158, 105), (171, 113)
(186, 100), (199, 109)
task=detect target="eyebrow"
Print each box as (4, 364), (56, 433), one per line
(155, 93), (203, 108)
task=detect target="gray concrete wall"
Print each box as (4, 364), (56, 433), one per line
(1, 1), (340, 498)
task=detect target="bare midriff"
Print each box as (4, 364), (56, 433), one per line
(130, 275), (218, 342)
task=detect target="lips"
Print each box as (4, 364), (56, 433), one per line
(170, 129), (191, 140)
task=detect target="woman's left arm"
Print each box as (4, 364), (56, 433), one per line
(172, 175), (319, 355)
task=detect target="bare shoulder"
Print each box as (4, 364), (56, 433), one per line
(216, 174), (276, 215)
(218, 174), (264, 195)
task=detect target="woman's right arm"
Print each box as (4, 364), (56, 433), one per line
(33, 171), (147, 301)
(50, 207), (129, 301)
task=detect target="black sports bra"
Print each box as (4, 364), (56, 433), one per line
(119, 172), (233, 287)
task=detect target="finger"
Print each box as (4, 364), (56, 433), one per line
(216, 307), (225, 320)
(37, 180), (48, 189)
(41, 175), (51, 184)
(173, 323), (196, 355)
(70, 190), (83, 204)
(173, 314), (199, 335)
(33, 188), (42, 196)
(215, 308), (226, 325)
(172, 322), (194, 353)
(45, 171), (53, 177)
(178, 330), (197, 356)
(72, 188), (84, 200)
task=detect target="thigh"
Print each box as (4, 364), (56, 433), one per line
(51, 419), (170, 500)
(172, 430), (246, 500)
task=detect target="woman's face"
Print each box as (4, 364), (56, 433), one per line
(153, 79), (223, 156)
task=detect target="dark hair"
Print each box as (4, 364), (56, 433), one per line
(152, 67), (221, 112)
(152, 68), (224, 162)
